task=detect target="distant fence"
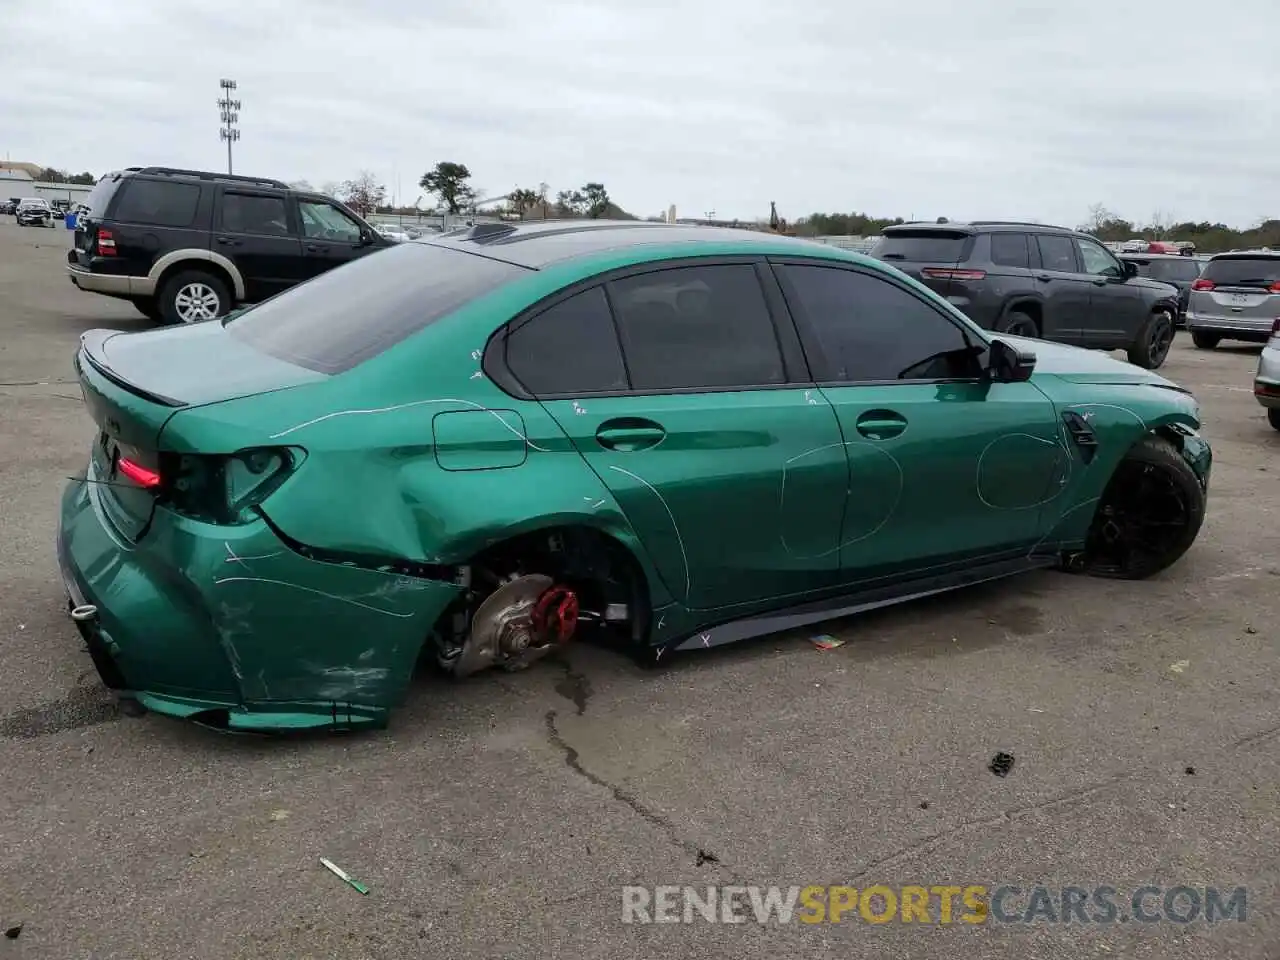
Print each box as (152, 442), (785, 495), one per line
(809, 235), (881, 253)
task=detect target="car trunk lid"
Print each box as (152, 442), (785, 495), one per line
(75, 323), (327, 541)
(1193, 255), (1280, 320)
(869, 228), (976, 298)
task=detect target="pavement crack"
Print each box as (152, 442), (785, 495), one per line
(553, 656), (592, 716)
(544, 709), (735, 875)
(1232, 722), (1280, 750)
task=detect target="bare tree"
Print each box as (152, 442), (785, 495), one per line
(1146, 210), (1174, 239)
(1083, 202), (1118, 234)
(338, 171), (387, 217)
(319, 181), (342, 199)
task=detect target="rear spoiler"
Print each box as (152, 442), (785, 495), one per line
(79, 329), (185, 407)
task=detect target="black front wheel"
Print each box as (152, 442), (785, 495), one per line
(1079, 434), (1206, 580)
(1191, 330), (1221, 349)
(1127, 310), (1175, 369)
(1269, 408), (1280, 432)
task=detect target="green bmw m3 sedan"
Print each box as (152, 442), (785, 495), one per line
(57, 221), (1212, 732)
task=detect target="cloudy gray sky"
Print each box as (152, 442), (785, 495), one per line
(3, 0), (1276, 227)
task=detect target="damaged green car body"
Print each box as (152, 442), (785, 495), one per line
(57, 221), (1212, 732)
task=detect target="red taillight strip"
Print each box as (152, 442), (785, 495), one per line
(96, 228), (116, 255)
(922, 268), (987, 281)
(117, 457), (161, 488)
(1191, 279), (1214, 291)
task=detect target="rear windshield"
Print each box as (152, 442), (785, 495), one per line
(1134, 258), (1203, 283)
(1201, 256), (1280, 287)
(871, 231), (973, 263)
(80, 174), (124, 218)
(227, 242), (529, 373)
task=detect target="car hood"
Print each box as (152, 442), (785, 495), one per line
(999, 334), (1191, 392)
(1128, 277), (1180, 298)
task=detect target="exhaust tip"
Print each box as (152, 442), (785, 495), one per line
(70, 604), (98, 622)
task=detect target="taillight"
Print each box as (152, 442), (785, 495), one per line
(921, 268), (987, 281)
(96, 228), (116, 255)
(160, 447), (303, 524)
(1191, 278), (1215, 291)
(1269, 282), (1280, 293)
(117, 456), (161, 489)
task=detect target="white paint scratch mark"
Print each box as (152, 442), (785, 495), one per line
(657, 615), (666, 631)
(974, 433), (1064, 511)
(608, 465), (691, 602)
(700, 633), (712, 647)
(212, 577), (415, 617)
(269, 398), (551, 452)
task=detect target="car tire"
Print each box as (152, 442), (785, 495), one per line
(129, 297), (163, 323)
(1080, 434), (1206, 581)
(158, 269), (231, 325)
(1126, 309), (1175, 369)
(1190, 330), (1220, 349)
(997, 309), (1039, 338)
(1269, 408), (1280, 432)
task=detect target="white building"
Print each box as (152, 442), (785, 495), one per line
(1, 167), (93, 206)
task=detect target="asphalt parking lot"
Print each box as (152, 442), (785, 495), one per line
(1, 220), (1277, 959)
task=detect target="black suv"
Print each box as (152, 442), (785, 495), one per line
(67, 167), (391, 324)
(1117, 252), (1203, 327)
(870, 222), (1182, 369)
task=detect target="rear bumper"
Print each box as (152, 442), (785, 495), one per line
(1186, 314), (1272, 341)
(66, 257), (147, 298)
(1255, 345), (1280, 409)
(57, 465), (462, 732)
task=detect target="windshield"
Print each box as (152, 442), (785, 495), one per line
(1201, 256), (1280, 287)
(18, 198), (48, 209)
(871, 231), (973, 262)
(227, 241), (529, 373)
(79, 174), (121, 217)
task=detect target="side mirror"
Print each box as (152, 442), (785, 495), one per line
(987, 337), (1036, 383)
(1123, 260), (1139, 278)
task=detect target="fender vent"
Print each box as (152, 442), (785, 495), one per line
(1062, 411), (1098, 464)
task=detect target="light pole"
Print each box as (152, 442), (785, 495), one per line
(218, 79), (241, 174)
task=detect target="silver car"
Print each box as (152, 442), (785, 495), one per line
(1187, 251), (1280, 348)
(1254, 320), (1280, 432)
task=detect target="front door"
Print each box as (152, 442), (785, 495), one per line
(1075, 236), (1142, 347)
(1033, 233), (1094, 344)
(772, 260), (1064, 582)
(214, 188), (304, 302)
(297, 198), (377, 280)
(499, 263), (849, 611)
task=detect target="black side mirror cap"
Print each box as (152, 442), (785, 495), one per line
(988, 337), (1036, 382)
(1123, 260), (1139, 277)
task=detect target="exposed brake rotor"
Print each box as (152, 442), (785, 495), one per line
(451, 575), (582, 678)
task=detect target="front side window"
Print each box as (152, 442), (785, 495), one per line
(608, 264), (786, 391)
(777, 264), (978, 382)
(219, 192), (291, 237)
(1076, 238), (1122, 277)
(1036, 235), (1078, 273)
(299, 200), (363, 242)
(112, 180), (202, 228)
(505, 287), (628, 395)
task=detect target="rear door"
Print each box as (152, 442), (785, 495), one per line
(1074, 235), (1142, 346)
(1033, 233), (1092, 343)
(1191, 255), (1280, 337)
(297, 197), (381, 280)
(499, 260), (849, 611)
(213, 187), (305, 301)
(772, 259), (1063, 581)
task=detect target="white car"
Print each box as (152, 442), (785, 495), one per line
(374, 223), (411, 242)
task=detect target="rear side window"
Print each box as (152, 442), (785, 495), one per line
(871, 231), (973, 263)
(506, 287), (628, 395)
(80, 174), (123, 218)
(111, 179), (202, 228)
(227, 242), (528, 373)
(609, 264), (785, 390)
(1036, 235), (1078, 273)
(220, 192), (291, 237)
(989, 233), (1031, 268)
(1200, 257), (1280, 287)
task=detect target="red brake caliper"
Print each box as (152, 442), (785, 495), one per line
(532, 585), (580, 645)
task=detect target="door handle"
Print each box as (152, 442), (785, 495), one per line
(215, 236), (241, 246)
(1091, 278), (1107, 286)
(596, 419), (666, 451)
(854, 410), (908, 441)
(305, 243), (329, 253)
(1035, 274), (1052, 282)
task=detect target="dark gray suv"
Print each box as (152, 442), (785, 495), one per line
(870, 221), (1183, 369)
